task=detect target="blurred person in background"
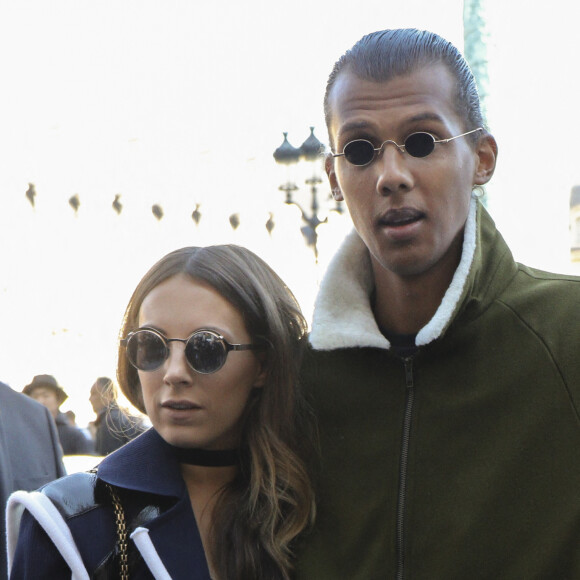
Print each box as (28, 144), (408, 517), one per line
(0, 381), (65, 580)
(64, 409), (93, 443)
(23, 374), (93, 456)
(89, 376), (146, 456)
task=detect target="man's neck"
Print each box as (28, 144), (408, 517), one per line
(371, 253), (459, 336)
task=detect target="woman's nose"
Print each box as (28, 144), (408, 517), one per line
(163, 343), (193, 386)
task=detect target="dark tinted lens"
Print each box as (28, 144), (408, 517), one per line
(343, 140), (375, 166)
(127, 330), (167, 371)
(185, 331), (227, 374)
(404, 133), (435, 158)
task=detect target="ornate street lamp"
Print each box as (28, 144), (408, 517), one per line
(273, 127), (342, 260)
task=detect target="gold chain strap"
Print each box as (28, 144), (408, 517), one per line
(106, 483), (129, 580)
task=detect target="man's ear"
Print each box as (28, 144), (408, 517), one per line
(325, 153), (344, 201)
(473, 133), (498, 186)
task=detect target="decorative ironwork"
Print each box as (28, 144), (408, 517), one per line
(273, 127), (343, 260)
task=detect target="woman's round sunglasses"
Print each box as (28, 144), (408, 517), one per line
(332, 127), (483, 166)
(122, 328), (264, 375)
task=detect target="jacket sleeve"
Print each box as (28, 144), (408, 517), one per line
(43, 407), (66, 478)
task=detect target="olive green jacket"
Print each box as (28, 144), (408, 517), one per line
(296, 201), (580, 579)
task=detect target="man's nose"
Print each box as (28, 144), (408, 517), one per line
(375, 145), (414, 196)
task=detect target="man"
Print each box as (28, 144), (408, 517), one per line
(23, 374), (93, 455)
(0, 381), (65, 580)
(89, 376), (145, 455)
(295, 29), (580, 579)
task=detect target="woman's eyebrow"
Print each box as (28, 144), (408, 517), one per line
(137, 324), (165, 334)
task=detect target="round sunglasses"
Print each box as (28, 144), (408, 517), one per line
(122, 328), (263, 374)
(332, 127), (483, 166)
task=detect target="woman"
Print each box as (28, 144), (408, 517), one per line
(8, 245), (316, 580)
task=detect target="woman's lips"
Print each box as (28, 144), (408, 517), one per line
(162, 400), (201, 410)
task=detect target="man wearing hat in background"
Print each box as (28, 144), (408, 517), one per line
(0, 380), (65, 580)
(23, 374), (93, 456)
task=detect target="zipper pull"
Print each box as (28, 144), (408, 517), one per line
(404, 357), (414, 389)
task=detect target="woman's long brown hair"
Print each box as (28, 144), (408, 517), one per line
(117, 245), (317, 579)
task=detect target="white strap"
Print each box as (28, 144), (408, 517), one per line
(6, 490), (90, 580)
(130, 527), (172, 580)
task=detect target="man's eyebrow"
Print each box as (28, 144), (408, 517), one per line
(337, 113), (447, 137)
(406, 112), (446, 124)
(336, 120), (374, 136)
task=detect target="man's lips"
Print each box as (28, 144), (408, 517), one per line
(378, 208), (425, 227)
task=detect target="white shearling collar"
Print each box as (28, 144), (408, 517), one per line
(309, 198), (478, 351)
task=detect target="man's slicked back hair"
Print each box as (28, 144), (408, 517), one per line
(324, 29), (484, 146)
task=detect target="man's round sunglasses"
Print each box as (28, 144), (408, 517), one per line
(122, 328), (264, 375)
(332, 127), (483, 166)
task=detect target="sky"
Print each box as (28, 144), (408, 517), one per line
(1, 0), (579, 426)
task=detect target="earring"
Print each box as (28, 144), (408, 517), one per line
(471, 185), (485, 199)
(332, 187), (342, 200)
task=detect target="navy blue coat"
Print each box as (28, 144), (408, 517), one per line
(10, 429), (211, 579)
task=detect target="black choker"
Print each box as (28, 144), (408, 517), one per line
(174, 447), (239, 467)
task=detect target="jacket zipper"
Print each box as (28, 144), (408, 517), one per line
(396, 357), (415, 580)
